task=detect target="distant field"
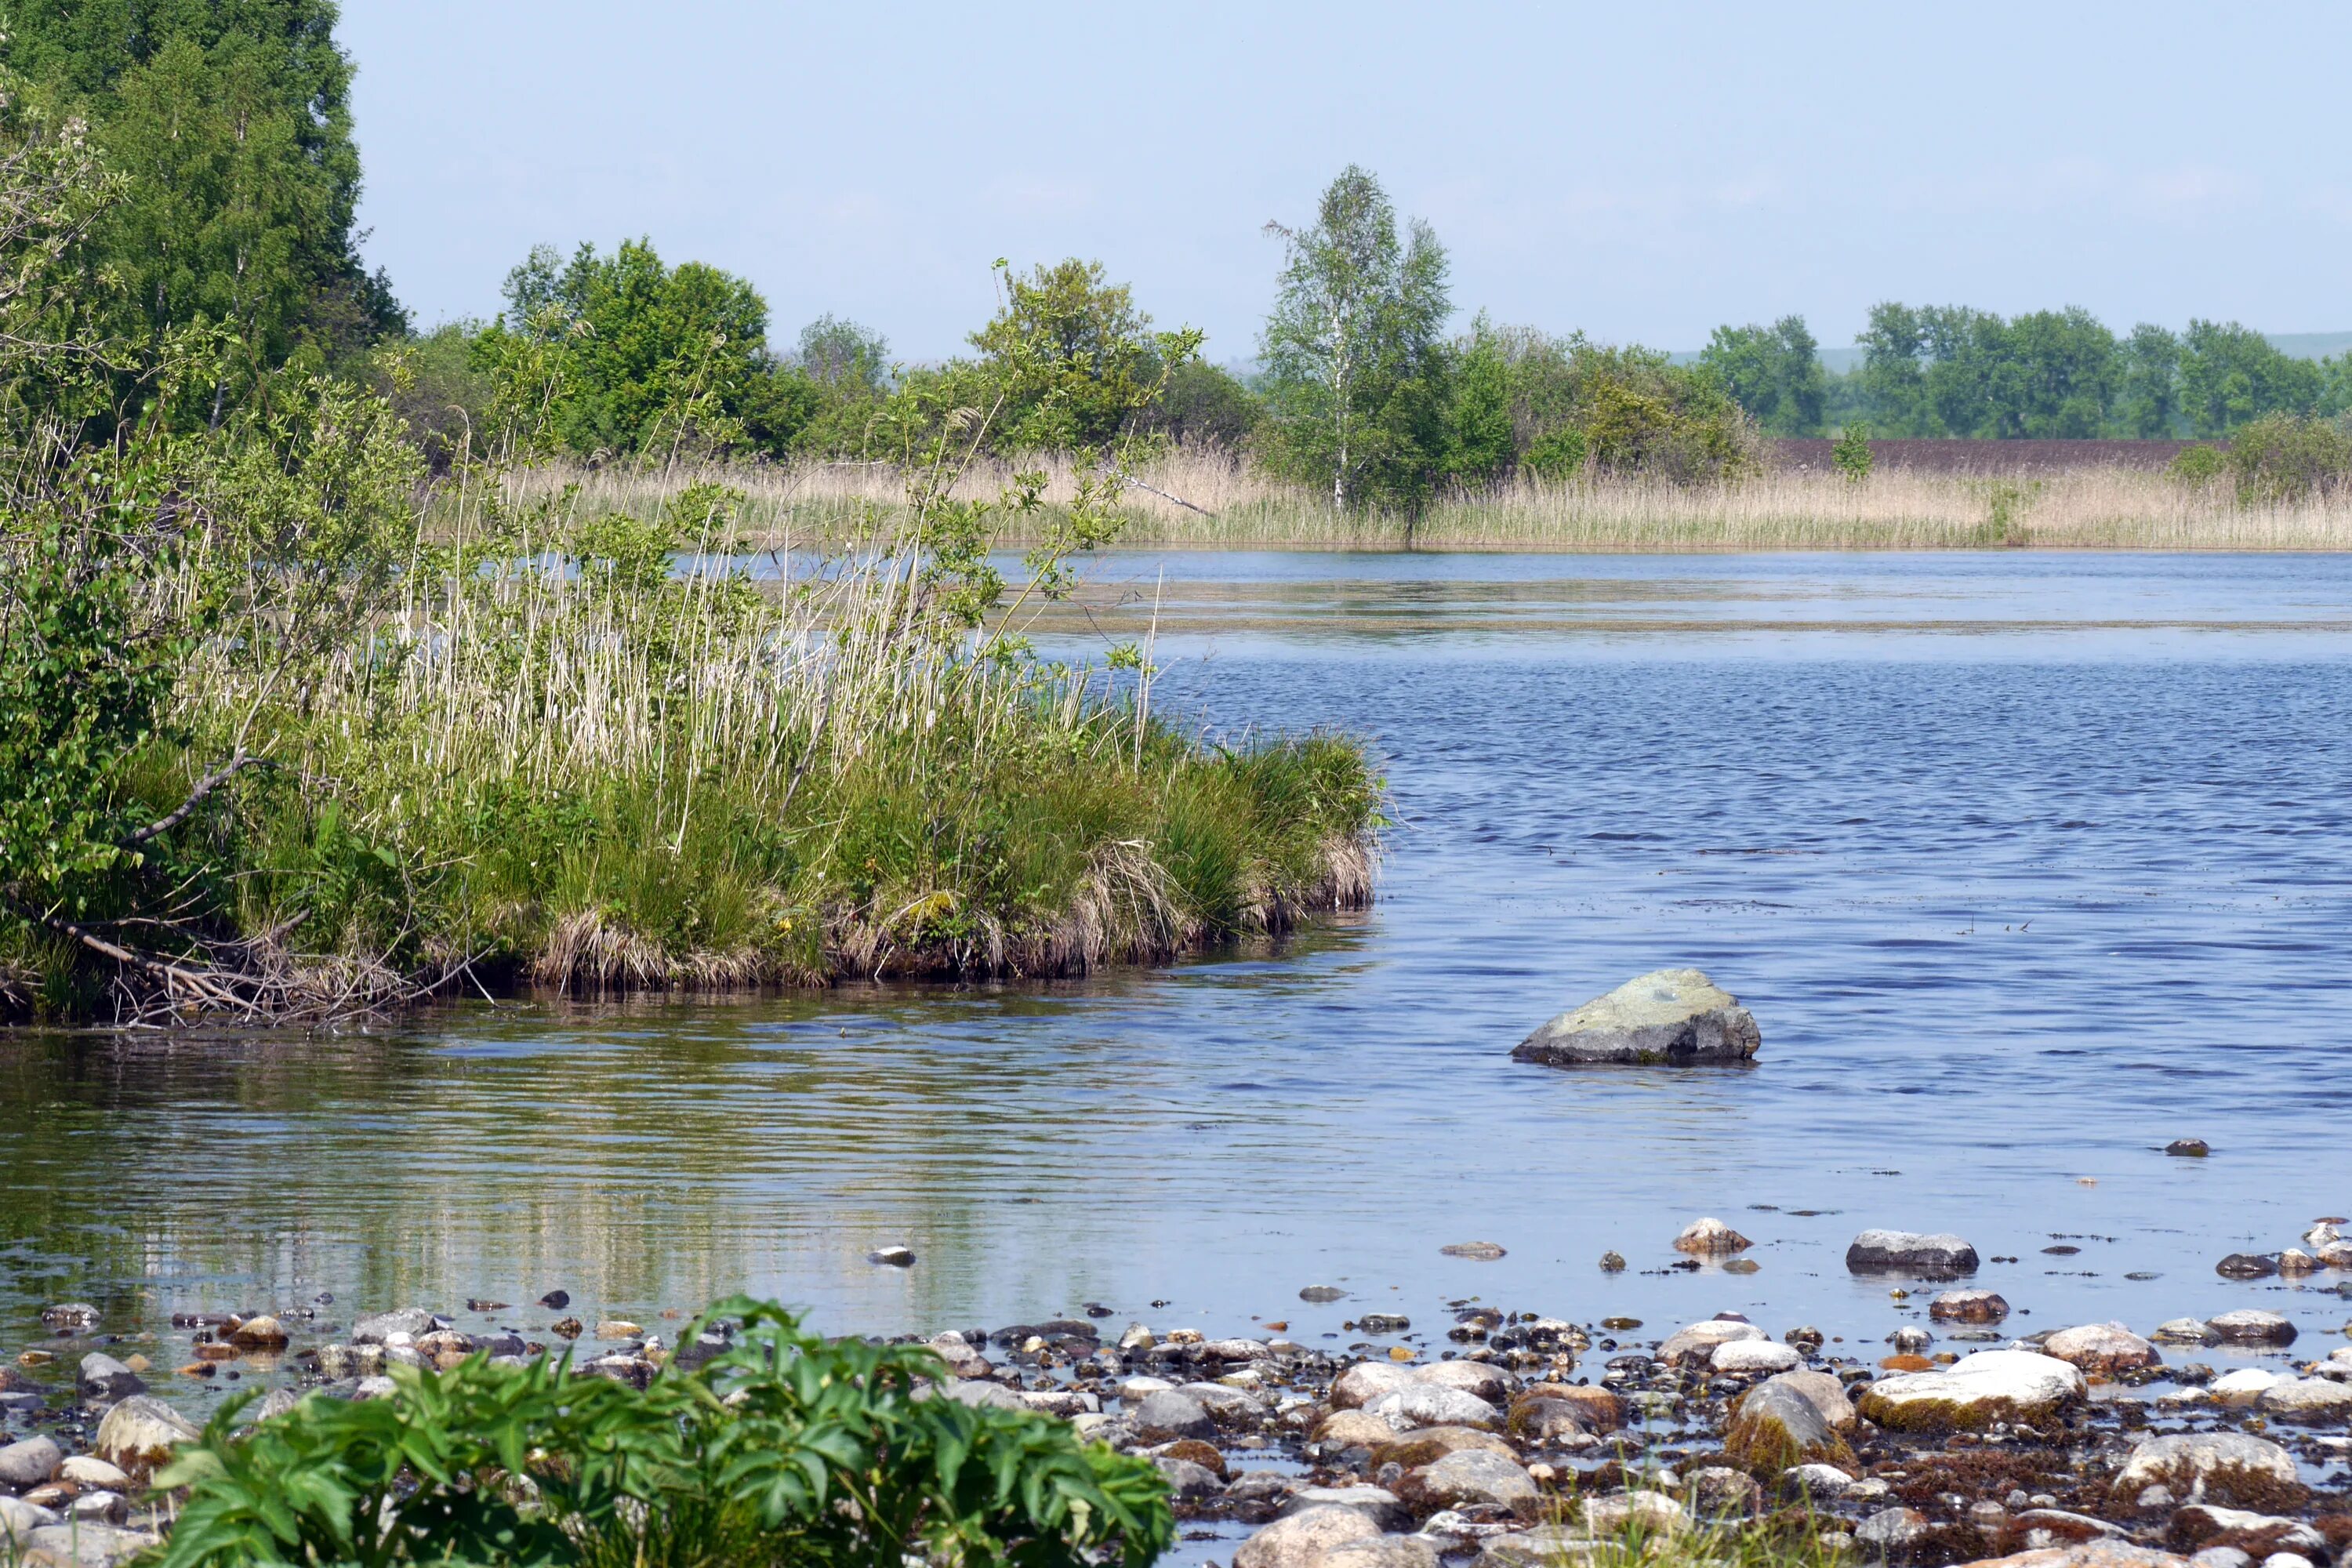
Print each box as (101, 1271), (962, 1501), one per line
(1771, 437), (2202, 474)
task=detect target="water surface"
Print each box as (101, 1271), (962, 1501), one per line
(5, 553), (2350, 1380)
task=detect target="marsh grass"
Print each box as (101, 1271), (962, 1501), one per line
(508, 451), (2352, 553)
(5, 466), (1381, 1022)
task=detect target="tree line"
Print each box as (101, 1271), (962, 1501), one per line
(1703, 308), (2352, 441)
(2, 1), (2343, 514)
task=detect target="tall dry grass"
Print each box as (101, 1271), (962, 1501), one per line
(500, 452), (2352, 552)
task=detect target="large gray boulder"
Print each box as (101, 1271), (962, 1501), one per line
(1512, 969), (1760, 1067)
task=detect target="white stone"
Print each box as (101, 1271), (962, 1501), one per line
(1711, 1340), (1801, 1375)
(1856, 1349), (2085, 1432)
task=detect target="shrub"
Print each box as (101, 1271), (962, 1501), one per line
(155, 1298), (1173, 1568)
(1522, 426), (1588, 481)
(1831, 424), (1873, 483)
(2165, 442), (2226, 484)
(2222, 413), (2352, 503)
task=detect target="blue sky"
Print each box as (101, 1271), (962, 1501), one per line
(343, 1), (2352, 361)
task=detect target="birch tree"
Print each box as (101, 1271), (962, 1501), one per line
(1260, 166), (1450, 510)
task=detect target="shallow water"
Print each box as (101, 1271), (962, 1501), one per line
(5, 552), (2350, 1384)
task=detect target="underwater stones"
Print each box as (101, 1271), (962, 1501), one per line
(1673, 1218), (1753, 1256)
(1857, 1349), (2085, 1432)
(39, 1304), (100, 1330)
(2165, 1139), (2212, 1157)
(1846, 1229), (1980, 1278)
(1439, 1242), (1507, 1261)
(1512, 968), (1759, 1067)
(2152, 1319), (2221, 1347)
(1300, 1286), (1347, 1303)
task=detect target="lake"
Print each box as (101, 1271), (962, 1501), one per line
(5, 551), (2350, 1377)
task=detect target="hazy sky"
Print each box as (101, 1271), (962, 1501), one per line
(343, 2), (2352, 361)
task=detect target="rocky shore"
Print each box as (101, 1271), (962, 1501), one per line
(4, 1229), (2350, 1568)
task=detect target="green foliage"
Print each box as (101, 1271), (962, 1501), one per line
(5, 0), (403, 419)
(970, 259), (1172, 452)
(1829, 306), (2327, 441)
(1522, 425), (1587, 481)
(2165, 442), (2226, 483)
(2176, 320), (2326, 437)
(0, 466), (189, 926)
(154, 1298), (1173, 1568)
(1141, 359), (1264, 450)
(1831, 423), (1872, 483)
(1441, 318), (1515, 487)
(2222, 413), (2352, 503)
(1258, 165), (1452, 510)
(477, 239), (782, 461)
(1700, 316), (1826, 436)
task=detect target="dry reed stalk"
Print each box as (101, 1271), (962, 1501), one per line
(488, 454), (2352, 553)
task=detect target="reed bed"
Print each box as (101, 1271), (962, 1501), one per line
(495, 452), (2352, 553)
(13, 469), (1381, 1023)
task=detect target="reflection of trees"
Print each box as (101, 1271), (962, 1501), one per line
(0, 931), (1376, 1337)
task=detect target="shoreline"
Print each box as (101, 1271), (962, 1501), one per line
(7, 1243), (2348, 1568)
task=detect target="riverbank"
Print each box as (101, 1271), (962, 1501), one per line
(5, 1244), (2347, 1568)
(503, 456), (2352, 554)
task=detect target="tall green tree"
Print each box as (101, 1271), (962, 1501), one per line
(2177, 319), (2324, 436)
(969, 259), (1162, 451)
(1699, 315), (1825, 435)
(482, 239), (780, 459)
(2118, 325), (2183, 437)
(1258, 165), (1450, 510)
(4, 0), (401, 416)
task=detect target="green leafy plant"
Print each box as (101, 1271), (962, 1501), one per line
(155, 1298), (1173, 1568)
(2165, 442), (2227, 484)
(1831, 423), (1872, 483)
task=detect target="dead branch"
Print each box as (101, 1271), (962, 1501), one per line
(1124, 475), (1218, 518)
(124, 750), (269, 847)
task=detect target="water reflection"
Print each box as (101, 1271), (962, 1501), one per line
(5, 554), (2352, 1396)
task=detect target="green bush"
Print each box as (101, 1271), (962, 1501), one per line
(1831, 424), (1872, 483)
(2165, 442), (2226, 483)
(2222, 413), (2352, 503)
(156, 1298), (1172, 1568)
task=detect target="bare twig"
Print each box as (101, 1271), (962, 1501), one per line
(124, 750), (270, 847)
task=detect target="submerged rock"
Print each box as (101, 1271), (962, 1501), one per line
(1511, 968), (1760, 1067)
(1672, 1217), (1752, 1255)
(1846, 1229), (1980, 1277)
(1931, 1289), (2013, 1323)
(2204, 1310), (2295, 1345)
